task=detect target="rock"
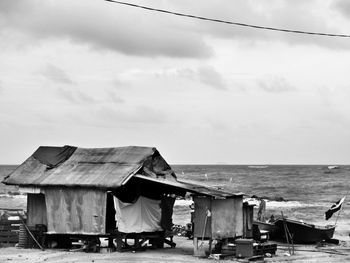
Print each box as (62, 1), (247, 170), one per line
(273, 196), (287, 202)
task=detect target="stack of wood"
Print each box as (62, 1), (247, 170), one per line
(0, 218), (21, 247)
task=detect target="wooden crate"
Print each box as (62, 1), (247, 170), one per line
(254, 243), (277, 255)
(0, 220), (21, 246)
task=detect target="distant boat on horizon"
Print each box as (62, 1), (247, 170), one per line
(248, 165), (269, 169)
(327, 165), (339, 170)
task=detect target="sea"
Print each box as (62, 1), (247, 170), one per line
(1, 164), (349, 239)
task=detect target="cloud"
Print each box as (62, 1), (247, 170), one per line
(56, 87), (96, 104)
(332, 0), (350, 17)
(119, 66), (227, 90)
(40, 64), (74, 85)
(0, 0), (212, 58)
(172, 0), (350, 50)
(75, 90), (96, 104)
(56, 88), (77, 103)
(106, 90), (125, 104)
(197, 66), (226, 90)
(175, 68), (196, 80)
(257, 76), (296, 93)
(151, 66), (227, 90)
(56, 85), (124, 105)
(0, 1), (23, 13)
(1, 0), (348, 59)
(113, 78), (130, 89)
(94, 105), (166, 125)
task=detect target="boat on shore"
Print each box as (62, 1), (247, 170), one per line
(253, 220), (279, 239)
(274, 218), (335, 244)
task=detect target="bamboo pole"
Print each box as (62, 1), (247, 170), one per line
(281, 212), (291, 255)
(17, 212), (44, 251)
(334, 190), (349, 226)
(285, 223), (295, 255)
(278, 247), (347, 256)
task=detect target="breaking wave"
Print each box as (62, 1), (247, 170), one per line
(174, 198), (326, 209)
(265, 200), (325, 208)
(0, 194), (27, 210)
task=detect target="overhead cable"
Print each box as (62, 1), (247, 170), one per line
(104, 0), (350, 38)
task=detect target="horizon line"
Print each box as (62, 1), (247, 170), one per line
(0, 163), (348, 166)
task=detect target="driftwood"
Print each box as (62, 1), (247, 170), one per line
(278, 246), (347, 256)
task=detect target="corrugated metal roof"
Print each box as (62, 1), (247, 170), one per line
(3, 146), (162, 188)
(3, 145), (244, 198)
(134, 174), (243, 198)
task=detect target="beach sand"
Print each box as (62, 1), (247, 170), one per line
(1, 165), (350, 262)
(1, 235), (350, 263)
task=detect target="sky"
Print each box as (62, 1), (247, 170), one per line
(1, 0), (350, 165)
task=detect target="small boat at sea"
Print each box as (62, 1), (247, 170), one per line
(324, 165), (340, 174)
(248, 165), (269, 169)
(327, 165), (339, 170)
(274, 218), (335, 244)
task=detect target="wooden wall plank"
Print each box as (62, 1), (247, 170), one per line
(193, 196), (212, 238)
(211, 197), (243, 239)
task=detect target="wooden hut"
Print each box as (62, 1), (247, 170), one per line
(2, 146), (187, 248)
(2, 145), (247, 252)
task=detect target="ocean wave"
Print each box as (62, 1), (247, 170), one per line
(1, 194), (326, 210)
(0, 194), (26, 199)
(244, 198), (326, 208)
(265, 200), (325, 208)
(0, 194), (27, 211)
(174, 198), (325, 210)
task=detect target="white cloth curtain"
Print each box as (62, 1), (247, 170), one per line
(114, 196), (162, 233)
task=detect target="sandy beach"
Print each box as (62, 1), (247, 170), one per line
(2, 165), (350, 263)
(1, 235), (350, 263)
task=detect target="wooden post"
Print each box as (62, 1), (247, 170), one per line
(193, 237), (199, 255)
(208, 239), (212, 254)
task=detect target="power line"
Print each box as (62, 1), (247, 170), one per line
(104, 0), (350, 38)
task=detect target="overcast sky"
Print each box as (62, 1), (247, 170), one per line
(1, 0), (350, 164)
